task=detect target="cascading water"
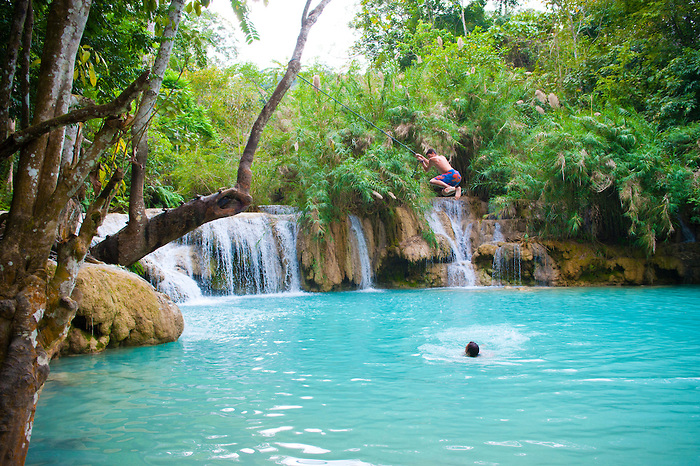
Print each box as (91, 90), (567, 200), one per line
(678, 217), (696, 243)
(492, 243), (522, 286)
(94, 214), (203, 302)
(95, 209), (304, 301)
(426, 199), (476, 287)
(492, 222), (505, 242)
(349, 214), (373, 289)
(532, 243), (552, 286)
(187, 212), (302, 296)
(140, 244), (203, 302)
(272, 215), (302, 293)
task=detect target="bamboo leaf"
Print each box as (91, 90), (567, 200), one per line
(88, 63), (97, 87)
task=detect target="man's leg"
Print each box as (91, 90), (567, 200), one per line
(429, 177), (449, 189)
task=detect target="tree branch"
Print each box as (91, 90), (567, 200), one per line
(235, 0), (332, 195)
(0, 70), (150, 161)
(90, 187), (253, 266)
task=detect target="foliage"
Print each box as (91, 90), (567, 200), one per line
(351, 0), (490, 68)
(78, 0), (155, 100)
(477, 105), (693, 251)
(135, 0), (699, 254)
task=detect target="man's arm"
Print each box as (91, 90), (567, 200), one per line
(415, 153), (431, 172)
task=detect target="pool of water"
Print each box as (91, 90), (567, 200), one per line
(28, 287), (700, 465)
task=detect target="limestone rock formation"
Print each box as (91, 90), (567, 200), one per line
(471, 239), (692, 286)
(62, 263), (184, 354)
(297, 206), (455, 290)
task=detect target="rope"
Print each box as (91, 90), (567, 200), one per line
(296, 74), (418, 157)
(243, 70), (422, 175)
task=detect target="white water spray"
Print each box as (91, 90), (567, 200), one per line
(426, 199), (476, 287)
(349, 215), (373, 289)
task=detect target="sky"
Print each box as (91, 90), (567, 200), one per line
(210, 0), (362, 69)
(210, 0), (546, 70)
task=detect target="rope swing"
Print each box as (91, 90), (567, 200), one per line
(296, 73), (422, 175)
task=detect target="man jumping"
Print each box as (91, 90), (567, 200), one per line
(415, 148), (462, 199)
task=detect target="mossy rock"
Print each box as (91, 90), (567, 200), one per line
(62, 263), (184, 355)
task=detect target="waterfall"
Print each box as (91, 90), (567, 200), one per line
(678, 217), (696, 243)
(426, 199), (476, 287)
(349, 215), (373, 289)
(95, 209), (303, 301)
(188, 213), (303, 296)
(492, 222), (505, 243)
(140, 244), (203, 302)
(94, 213), (203, 302)
(273, 215), (302, 293)
(532, 244), (551, 286)
(491, 243), (522, 286)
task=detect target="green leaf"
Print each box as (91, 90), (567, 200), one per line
(89, 63), (97, 87)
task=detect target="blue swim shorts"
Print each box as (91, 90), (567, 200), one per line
(435, 169), (462, 187)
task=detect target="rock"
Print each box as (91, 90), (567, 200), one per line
(62, 263), (184, 355)
(294, 197), (698, 290)
(298, 219), (351, 291)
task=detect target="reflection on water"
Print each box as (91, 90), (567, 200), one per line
(29, 287), (700, 465)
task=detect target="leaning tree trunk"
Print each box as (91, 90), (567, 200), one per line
(123, 0), (187, 249)
(0, 0), (149, 462)
(91, 0), (333, 267)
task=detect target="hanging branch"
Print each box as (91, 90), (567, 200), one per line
(0, 71), (150, 161)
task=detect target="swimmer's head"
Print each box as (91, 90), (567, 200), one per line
(466, 341), (479, 357)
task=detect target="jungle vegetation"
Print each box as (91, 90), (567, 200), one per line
(2, 0), (699, 254)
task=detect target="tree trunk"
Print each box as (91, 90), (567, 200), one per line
(0, 0), (150, 461)
(91, 0), (333, 267)
(0, 0), (30, 139)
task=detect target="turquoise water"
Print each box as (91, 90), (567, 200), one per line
(28, 287), (700, 465)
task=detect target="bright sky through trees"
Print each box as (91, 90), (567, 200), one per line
(211, 0), (362, 69)
(212, 0), (545, 69)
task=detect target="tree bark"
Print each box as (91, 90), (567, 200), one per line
(91, 0), (333, 267)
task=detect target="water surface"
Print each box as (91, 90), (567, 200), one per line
(28, 287), (700, 465)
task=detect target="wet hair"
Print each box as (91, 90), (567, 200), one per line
(426, 148), (437, 156)
(466, 341), (479, 357)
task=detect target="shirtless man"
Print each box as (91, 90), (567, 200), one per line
(415, 148), (462, 199)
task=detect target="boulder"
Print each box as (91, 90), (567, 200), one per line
(62, 263), (184, 355)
